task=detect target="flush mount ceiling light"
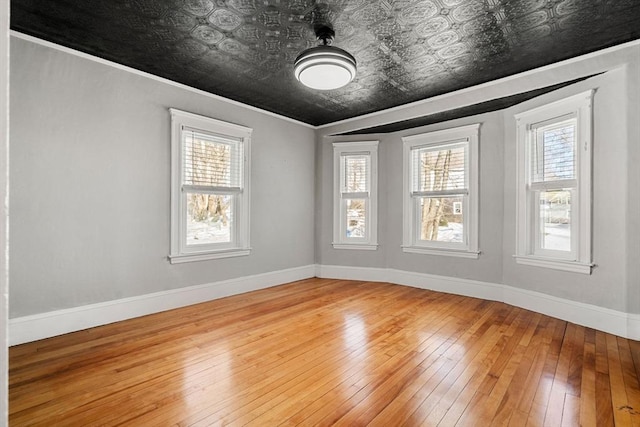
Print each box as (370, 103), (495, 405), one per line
(294, 26), (356, 91)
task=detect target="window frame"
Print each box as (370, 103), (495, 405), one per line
(169, 109), (251, 264)
(402, 124), (480, 259)
(514, 90), (593, 274)
(332, 141), (379, 250)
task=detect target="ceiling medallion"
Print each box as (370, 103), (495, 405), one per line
(294, 26), (357, 91)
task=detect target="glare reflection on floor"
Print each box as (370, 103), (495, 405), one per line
(343, 313), (368, 350)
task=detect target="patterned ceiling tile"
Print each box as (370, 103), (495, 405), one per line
(398, 2), (439, 23)
(235, 24), (263, 44)
(10, 0), (640, 125)
(192, 25), (225, 45)
(414, 17), (450, 38)
(451, 1), (486, 23)
(350, 3), (388, 27)
(427, 30), (459, 49)
(513, 11), (549, 30)
(160, 10), (198, 31)
(208, 8), (243, 31)
(501, 0), (547, 18)
(437, 43), (467, 59)
(217, 38), (251, 59)
(227, 0), (259, 15)
(259, 7), (283, 28)
(182, 0), (215, 17)
(556, 0), (581, 16)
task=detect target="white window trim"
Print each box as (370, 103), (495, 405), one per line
(402, 124), (480, 258)
(332, 141), (379, 250)
(514, 90), (594, 274)
(169, 109), (251, 263)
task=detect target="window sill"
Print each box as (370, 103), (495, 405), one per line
(402, 246), (480, 259)
(169, 248), (251, 264)
(513, 255), (593, 274)
(332, 243), (378, 251)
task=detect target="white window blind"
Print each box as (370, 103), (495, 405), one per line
(530, 118), (576, 186)
(411, 143), (467, 196)
(182, 127), (243, 192)
(341, 153), (369, 195)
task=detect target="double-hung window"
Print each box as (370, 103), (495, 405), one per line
(169, 109), (251, 263)
(333, 141), (378, 250)
(402, 124), (479, 258)
(515, 91), (593, 274)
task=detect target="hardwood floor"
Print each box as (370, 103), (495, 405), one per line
(9, 278), (640, 426)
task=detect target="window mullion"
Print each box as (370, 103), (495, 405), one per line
(182, 184), (242, 195)
(342, 191), (369, 199)
(411, 189), (469, 198)
(529, 179), (577, 192)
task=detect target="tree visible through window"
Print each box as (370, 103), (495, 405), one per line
(415, 145), (466, 243)
(184, 131), (237, 246)
(402, 124), (479, 258)
(170, 109), (251, 263)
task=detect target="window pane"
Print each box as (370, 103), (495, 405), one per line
(342, 155), (368, 193)
(532, 121), (575, 183)
(186, 193), (233, 245)
(538, 190), (571, 252)
(345, 199), (366, 238)
(418, 196), (464, 243)
(184, 131), (240, 187)
(412, 145), (465, 192)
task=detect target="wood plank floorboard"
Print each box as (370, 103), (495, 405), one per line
(8, 278), (640, 426)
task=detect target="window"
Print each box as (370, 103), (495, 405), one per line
(402, 124), (479, 258)
(333, 141), (378, 250)
(169, 109), (251, 263)
(515, 90), (593, 274)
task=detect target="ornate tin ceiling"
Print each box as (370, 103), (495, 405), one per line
(10, 0), (640, 126)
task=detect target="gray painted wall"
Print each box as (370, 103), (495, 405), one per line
(9, 38), (316, 317)
(625, 52), (640, 314)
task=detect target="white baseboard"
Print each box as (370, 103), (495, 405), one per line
(9, 265), (316, 346)
(628, 314), (640, 340)
(10, 263), (639, 345)
(317, 264), (640, 341)
(390, 268), (504, 302)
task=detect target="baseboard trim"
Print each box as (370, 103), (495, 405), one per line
(10, 264), (639, 345)
(316, 264), (639, 340)
(9, 265), (316, 346)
